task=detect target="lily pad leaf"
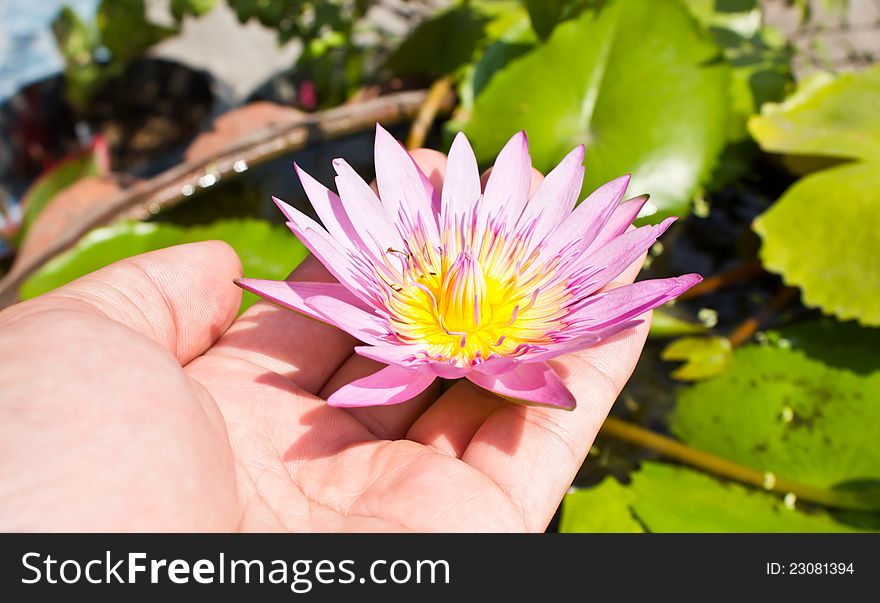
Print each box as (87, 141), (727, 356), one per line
(748, 66), (880, 162)
(772, 319), (880, 376)
(562, 463), (859, 532)
(629, 463), (859, 532)
(648, 306), (709, 339)
(460, 0), (730, 222)
(661, 335), (732, 381)
(753, 161), (880, 326)
(20, 219), (308, 313)
(559, 477), (645, 533)
(671, 345), (880, 490)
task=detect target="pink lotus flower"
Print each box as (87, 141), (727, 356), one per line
(237, 125), (701, 409)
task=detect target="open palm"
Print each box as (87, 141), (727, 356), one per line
(0, 154), (649, 532)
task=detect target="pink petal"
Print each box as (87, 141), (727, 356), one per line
(515, 144), (584, 243)
(354, 345), (471, 379)
(374, 124), (439, 244)
(235, 279), (391, 345)
(440, 132), (481, 227)
(467, 361), (576, 409)
(478, 131), (532, 229)
(567, 217), (677, 298)
(274, 196), (376, 305)
(585, 194), (650, 254)
(327, 364), (437, 407)
(293, 163), (361, 252)
(331, 158), (403, 254)
(540, 174), (630, 261)
(568, 275), (702, 330)
(525, 319), (645, 362)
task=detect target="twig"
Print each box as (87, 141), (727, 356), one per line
(600, 416), (878, 512)
(406, 77), (454, 150)
(677, 259), (763, 302)
(0, 89), (454, 309)
(727, 286), (799, 347)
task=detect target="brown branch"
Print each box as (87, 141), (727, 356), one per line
(677, 259), (763, 302)
(600, 416), (878, 511)
(0, 89), (454, 308)
(406, 76), (454, 150)
(727, 286), (799, 347)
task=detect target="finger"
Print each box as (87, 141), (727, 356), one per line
(406, 379), (505, 456)
(461, 316), (649, 531)
(0, 241), (243, 365)
(414, 237), (648, 531)
(460, 241), (650, 530)
(320, 354), (442, 440)
(204, 255), (358, 394)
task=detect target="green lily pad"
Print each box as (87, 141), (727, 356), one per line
(753, 161), (880, 326)
(748, 67), (880, 162)
(20, 219), (308, 313)
(671, 345), (880, 490)
(749, 66), (880, 326)
(460, 0), (730, 222)
(661, 335), (733, 381)
(562, 463), (858, 532)
(772, 319), (880, 376)
(648, 306), (709, 339)
(559, 477), (644, 533)
(629, 463), (859, 532)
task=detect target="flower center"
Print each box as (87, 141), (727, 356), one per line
(381, 233), (571, 365)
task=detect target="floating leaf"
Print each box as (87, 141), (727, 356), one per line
(559, 477), (644, 533)
(661, 335), (732, 381)
(21, 219), (308, 313)
(649, 306), (709, 338)
(628, 463), (859, 532)
(19, 137), (110, 240)
(749, 67), (880, 162)
(460, 0), (730, 222)
(754, 162), (880, 326)
(672, 345), (880, 489)
(772, 320), (880, 376)
(750, 66), (880, 326)
(562, 463), (858, 532)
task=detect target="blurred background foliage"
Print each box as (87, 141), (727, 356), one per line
(1, 0), (879, 532)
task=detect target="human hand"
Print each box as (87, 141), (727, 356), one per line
(0, 150), (649, 532)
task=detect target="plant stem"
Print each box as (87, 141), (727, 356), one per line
(406, 76), (454, 150)
(727, 286), (799, 347)
(600, 416), (877, 511)
(0, 89), (455, 309)
(677, 259), (763, 301)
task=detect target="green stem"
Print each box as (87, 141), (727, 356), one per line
(600, 416), (877, 512)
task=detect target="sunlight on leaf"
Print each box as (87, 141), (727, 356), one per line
(672, 345), (880, 489)
(459, 0), (730, 222)
(661, 335), (732, 381)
